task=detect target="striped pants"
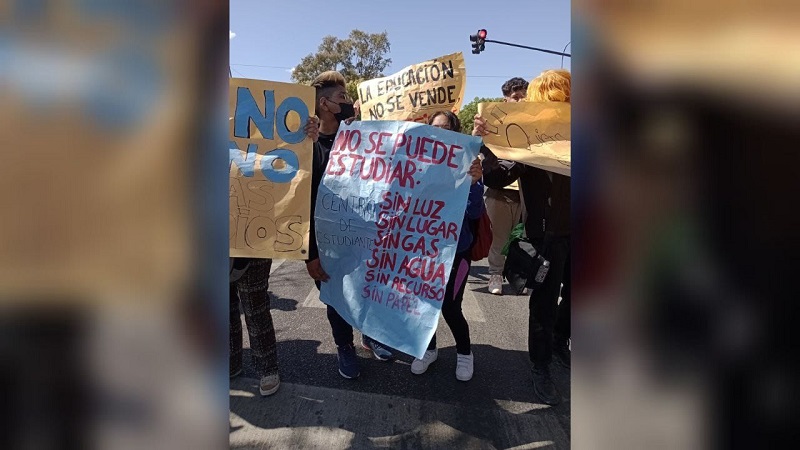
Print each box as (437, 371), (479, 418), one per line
(230, 258), (278, 377)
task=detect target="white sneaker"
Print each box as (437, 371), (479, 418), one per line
(259, 373), (280, 396)
(410, 349), (438, 375)
(488, 275), (503, 295)
(456, 352), (474, 381)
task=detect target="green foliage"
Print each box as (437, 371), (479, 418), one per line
(291, 30), (391, 87)
(346, 79), (363, 104)
(458, 96), (503, 134)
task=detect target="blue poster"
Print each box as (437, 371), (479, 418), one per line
(315, 120), (481, 359)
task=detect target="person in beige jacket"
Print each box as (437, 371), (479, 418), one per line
(485, 77), (529, 295)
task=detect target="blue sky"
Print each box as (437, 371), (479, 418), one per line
(230, 0), (571, 102)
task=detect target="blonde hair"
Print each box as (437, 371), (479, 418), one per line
(527, 69), (571, 103)
(310, 71), (346, 90)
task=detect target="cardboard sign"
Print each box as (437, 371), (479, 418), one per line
(478, 101), (571, 176)
(315, 120), (482, 358)
(229, 78), (315, 259)
(358, 52), (466, 124)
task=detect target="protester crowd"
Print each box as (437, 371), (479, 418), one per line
(230, 66), (571, 406)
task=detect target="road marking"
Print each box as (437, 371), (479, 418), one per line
(461, 287), (487, 323)
(303, 289), (327, 308)
(269, 259), (286, 275)
(505, 442), (557, 450)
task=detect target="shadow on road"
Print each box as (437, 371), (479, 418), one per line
(231, 339), (570, 449)
(269, 293), (299, 312)
(239, 340), (569, 407)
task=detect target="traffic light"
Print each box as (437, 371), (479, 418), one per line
(470, 29), (487, 54)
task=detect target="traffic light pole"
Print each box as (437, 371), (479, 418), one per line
(484, 39), (571, 57)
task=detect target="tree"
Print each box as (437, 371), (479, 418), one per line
(458, 96), (503, 134)
(291, 30), (391, 94)
(345, 79), (363, 105)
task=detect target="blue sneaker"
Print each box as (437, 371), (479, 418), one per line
(361, 335), (394, 361)
(336, 344), (360, 379)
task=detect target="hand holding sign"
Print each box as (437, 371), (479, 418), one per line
(304, 116), (320, 143)
(468, 157), (483, 184)
(472, 114), (489, 137)
(306, 258), (330, 282)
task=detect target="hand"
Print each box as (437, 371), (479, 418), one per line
(343, 117), (356, 125)
(306, 258), (330, 282)
(472, 114), (489, 137)
(468, 157), (483, 184)
(304, 116), (320, 142)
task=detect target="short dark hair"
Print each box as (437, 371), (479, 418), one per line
(428, 110), (461, 131)
(501, 77), (529, 97)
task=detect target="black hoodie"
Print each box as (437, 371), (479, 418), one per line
(481, 146), (570, 239)
(306, 132), (337, 262)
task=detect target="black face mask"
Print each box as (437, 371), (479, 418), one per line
(329, 100), (355, 123)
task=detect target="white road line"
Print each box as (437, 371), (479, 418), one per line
(461, 287), (487, 323)
(269, 259), (286, 275)
(303, 289), (327, 308)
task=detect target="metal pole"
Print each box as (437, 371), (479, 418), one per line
(484, 39), (571, 57)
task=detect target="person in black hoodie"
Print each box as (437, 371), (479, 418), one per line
(475, 69), (571, 405)
(305, 71), (394, 380)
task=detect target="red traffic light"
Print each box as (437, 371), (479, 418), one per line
(469, 29), (487, 54)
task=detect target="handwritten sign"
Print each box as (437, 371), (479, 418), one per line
(478, 101), (571, 176)
(229, 78), (315, 259)
(315, 120), (481, 358)
(358, 52), (466, 124)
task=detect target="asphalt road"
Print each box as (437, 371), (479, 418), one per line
(230, 258), (570, 449)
